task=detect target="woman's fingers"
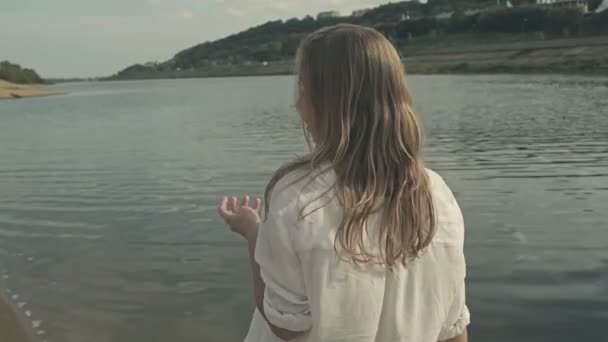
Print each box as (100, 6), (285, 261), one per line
(241, 195), (250, 208)
(218, 196), (231, 220)
(219, 195), (261, 221)
(252, 197), (262, 212)
(229, 196), (238, 212)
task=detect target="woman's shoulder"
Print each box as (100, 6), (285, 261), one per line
(425, 168), (465, 245)
(425, 168), (449, 189)
(268, 166), (335, 215)
(425, 168), (458, 206)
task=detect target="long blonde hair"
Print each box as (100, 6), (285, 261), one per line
(264, 24), (435, 266)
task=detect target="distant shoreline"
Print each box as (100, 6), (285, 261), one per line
(108, 36), (608, 81)
(103, 63), (608, 81)
(0, 80), (59, 100)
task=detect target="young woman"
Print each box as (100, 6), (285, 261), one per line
(218, 24), (469, 342)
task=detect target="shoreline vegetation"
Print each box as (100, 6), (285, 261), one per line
(0, 295), (33, 342)
(109, 1), (608, 81)
(0, 61), (59, 99)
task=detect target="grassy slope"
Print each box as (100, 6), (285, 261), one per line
(402, 35), (608, 74)
(110, 35), (608, 79)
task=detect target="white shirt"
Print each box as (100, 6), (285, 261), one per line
(245, 168), (469, 342)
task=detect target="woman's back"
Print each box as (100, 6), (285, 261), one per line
(218, 23), (469, 342)
(246, 168), (469, 342)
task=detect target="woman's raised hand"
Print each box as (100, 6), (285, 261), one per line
(218, 195), (262, 240)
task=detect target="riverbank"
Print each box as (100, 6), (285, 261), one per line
(403, 35), (608, 74)
(0, 80), (58, 99)
(0, 295), (33, 342)
(109, 35), (608, 80)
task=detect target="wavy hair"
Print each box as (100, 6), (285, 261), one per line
(264, 24), (435, 266)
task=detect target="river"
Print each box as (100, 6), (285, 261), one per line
(0, 75), (607, 342)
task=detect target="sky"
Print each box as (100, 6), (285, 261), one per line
(1, 0), (397, 78)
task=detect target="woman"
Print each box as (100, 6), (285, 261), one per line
(218, 24), (470, 342)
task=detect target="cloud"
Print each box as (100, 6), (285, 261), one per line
(261, 0), (295, 11)
(218, 0), (297, 12)
(226, 7), (245, 17)
(214, 0), (385, 16)
(179, 10), (194, 20)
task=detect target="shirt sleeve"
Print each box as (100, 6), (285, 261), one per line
(438, 281), (470, 341)
(255, 204), (312, 332)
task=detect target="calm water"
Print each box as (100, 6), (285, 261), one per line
(0, 75), (607, 342)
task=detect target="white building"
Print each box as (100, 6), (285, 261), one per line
(317, 11), (340, 20)
(434, 12), (453, 20)
(596, 0), (608, 12)
(536, 0), (588, 12)
(434, 9), (482, 20)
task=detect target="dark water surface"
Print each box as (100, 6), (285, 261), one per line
(0, 75), (607, 342)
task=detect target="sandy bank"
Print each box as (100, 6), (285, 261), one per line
(0, 80), (58, 100)
(0, 295), (33, 342)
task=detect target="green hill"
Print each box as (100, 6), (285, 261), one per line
(0, 61), (45, 84)
(112, 0), (608, 79)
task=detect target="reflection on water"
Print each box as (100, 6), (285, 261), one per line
(0, 75), (607, 342)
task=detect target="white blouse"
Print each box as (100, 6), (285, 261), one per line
(244, 168), (469, 342)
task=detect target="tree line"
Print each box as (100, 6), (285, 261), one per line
(116, 1), (608, 77)
(380, 6), (608, 39)
(0, 61), (44, 84)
